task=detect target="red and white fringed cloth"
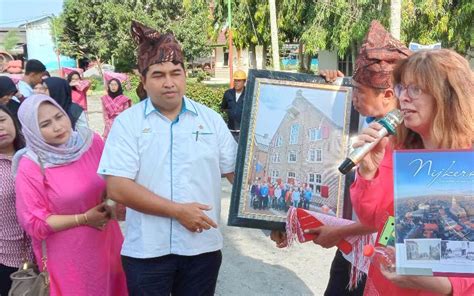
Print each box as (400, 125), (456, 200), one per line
(285, 207), (375, 291)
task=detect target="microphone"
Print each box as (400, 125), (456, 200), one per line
(338, 109), (403, 175)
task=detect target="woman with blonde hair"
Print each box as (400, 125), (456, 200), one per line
(351, 49), (473, 295)
(393, 49), (473, 150)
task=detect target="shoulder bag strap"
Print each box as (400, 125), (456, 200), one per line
(41, 240), (48, 272)
(36, 155), (48, 272)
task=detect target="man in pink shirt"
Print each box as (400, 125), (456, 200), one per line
(272, 20), (411, 296)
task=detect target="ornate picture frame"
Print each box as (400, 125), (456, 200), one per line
(228, 70), (358, 230)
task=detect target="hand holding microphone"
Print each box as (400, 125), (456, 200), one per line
(353, 122), (390, 179)
(338, 109), (403, 176)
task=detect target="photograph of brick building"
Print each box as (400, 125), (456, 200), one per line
(248, 133), (270, 183)
(266, 89), (347, 215)
(237, 80), (353, 220)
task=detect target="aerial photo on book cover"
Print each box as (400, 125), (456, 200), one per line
(393, 150), (474, 276)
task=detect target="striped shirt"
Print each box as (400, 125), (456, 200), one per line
(0, 154), (33, 267)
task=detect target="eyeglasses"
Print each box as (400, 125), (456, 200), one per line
(394, 84), (424, 100)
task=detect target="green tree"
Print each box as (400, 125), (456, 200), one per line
(55, 0), (212, 72)
(53, 0), (116, 73)
(99, 0), (171, 72)
(402, 0), (473, 53)
(213, 0), (271, 69)
(279, 0), (318, 72)
(299, 1), (390, 58)
(3, 30), (20, 52)
(293, 0), (472, 75)
(171, 0), (213, 69)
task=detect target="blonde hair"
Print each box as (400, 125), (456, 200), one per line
(392, 49), (474, 149)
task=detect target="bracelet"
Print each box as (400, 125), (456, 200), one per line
(74, 214), (80, 227)
(83, 213), (89, 225)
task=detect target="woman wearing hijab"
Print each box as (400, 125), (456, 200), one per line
(0, 76), (21, 122)
(40, 77), (89, 130)
(101, 78), (132, 139)
(13, 94), (127, 295)
(67, 71), (90, 111)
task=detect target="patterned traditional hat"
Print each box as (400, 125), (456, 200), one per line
(131, 20), (184, 74)
(353, 20), (411, 89)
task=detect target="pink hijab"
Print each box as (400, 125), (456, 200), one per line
(12, 94), (93, 175)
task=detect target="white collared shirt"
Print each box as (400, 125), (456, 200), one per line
(235, 91), (242, 102)
(17, 80), (33, 99)
(98, 96), (237, 258)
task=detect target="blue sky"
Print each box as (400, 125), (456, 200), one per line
(394, 151), (474, 198)
(0, 0), (63, 27)
(254, 83), (350, 141)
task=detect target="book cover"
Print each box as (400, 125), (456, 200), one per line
(393, 150), (474, 276)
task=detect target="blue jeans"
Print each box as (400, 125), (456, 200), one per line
(122, 250), (222, 296)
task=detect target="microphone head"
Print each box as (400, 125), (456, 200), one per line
(338, 158), (356, 174)
(379, 109), (403, 135)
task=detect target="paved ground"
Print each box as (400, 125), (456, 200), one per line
(87, 93), (334, 295)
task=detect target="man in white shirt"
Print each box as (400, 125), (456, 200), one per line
(98, 21), (237, 296)
(17, 59), (46, 101)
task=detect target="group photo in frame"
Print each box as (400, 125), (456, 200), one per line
(228, 70), (359, 230)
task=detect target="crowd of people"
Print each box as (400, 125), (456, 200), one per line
(0, 18), (472, 296)
(0, 58), (134, 294)
(249, 180), (314, 211)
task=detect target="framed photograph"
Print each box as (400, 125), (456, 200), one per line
(228, 70), (359, 230)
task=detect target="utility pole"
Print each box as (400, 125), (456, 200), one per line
(228, 0), (234, 87)
(390, 0), (401, 39)
(269, 0), (280, 70)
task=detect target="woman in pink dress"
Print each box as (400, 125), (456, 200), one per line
(101, 78), (132, 140)
(68, 71), (90, 111)
(13, 94), (127, 295)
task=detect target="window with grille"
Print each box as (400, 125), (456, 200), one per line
(308, 128), (322, 141)
(288, 151), (297, 163)
(308, 173), (322, 194)
(289, 124), (300, 144)
(271, 153), (280, 163)
(308, 149), (322, 162)
(275, 135), (283, 147)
